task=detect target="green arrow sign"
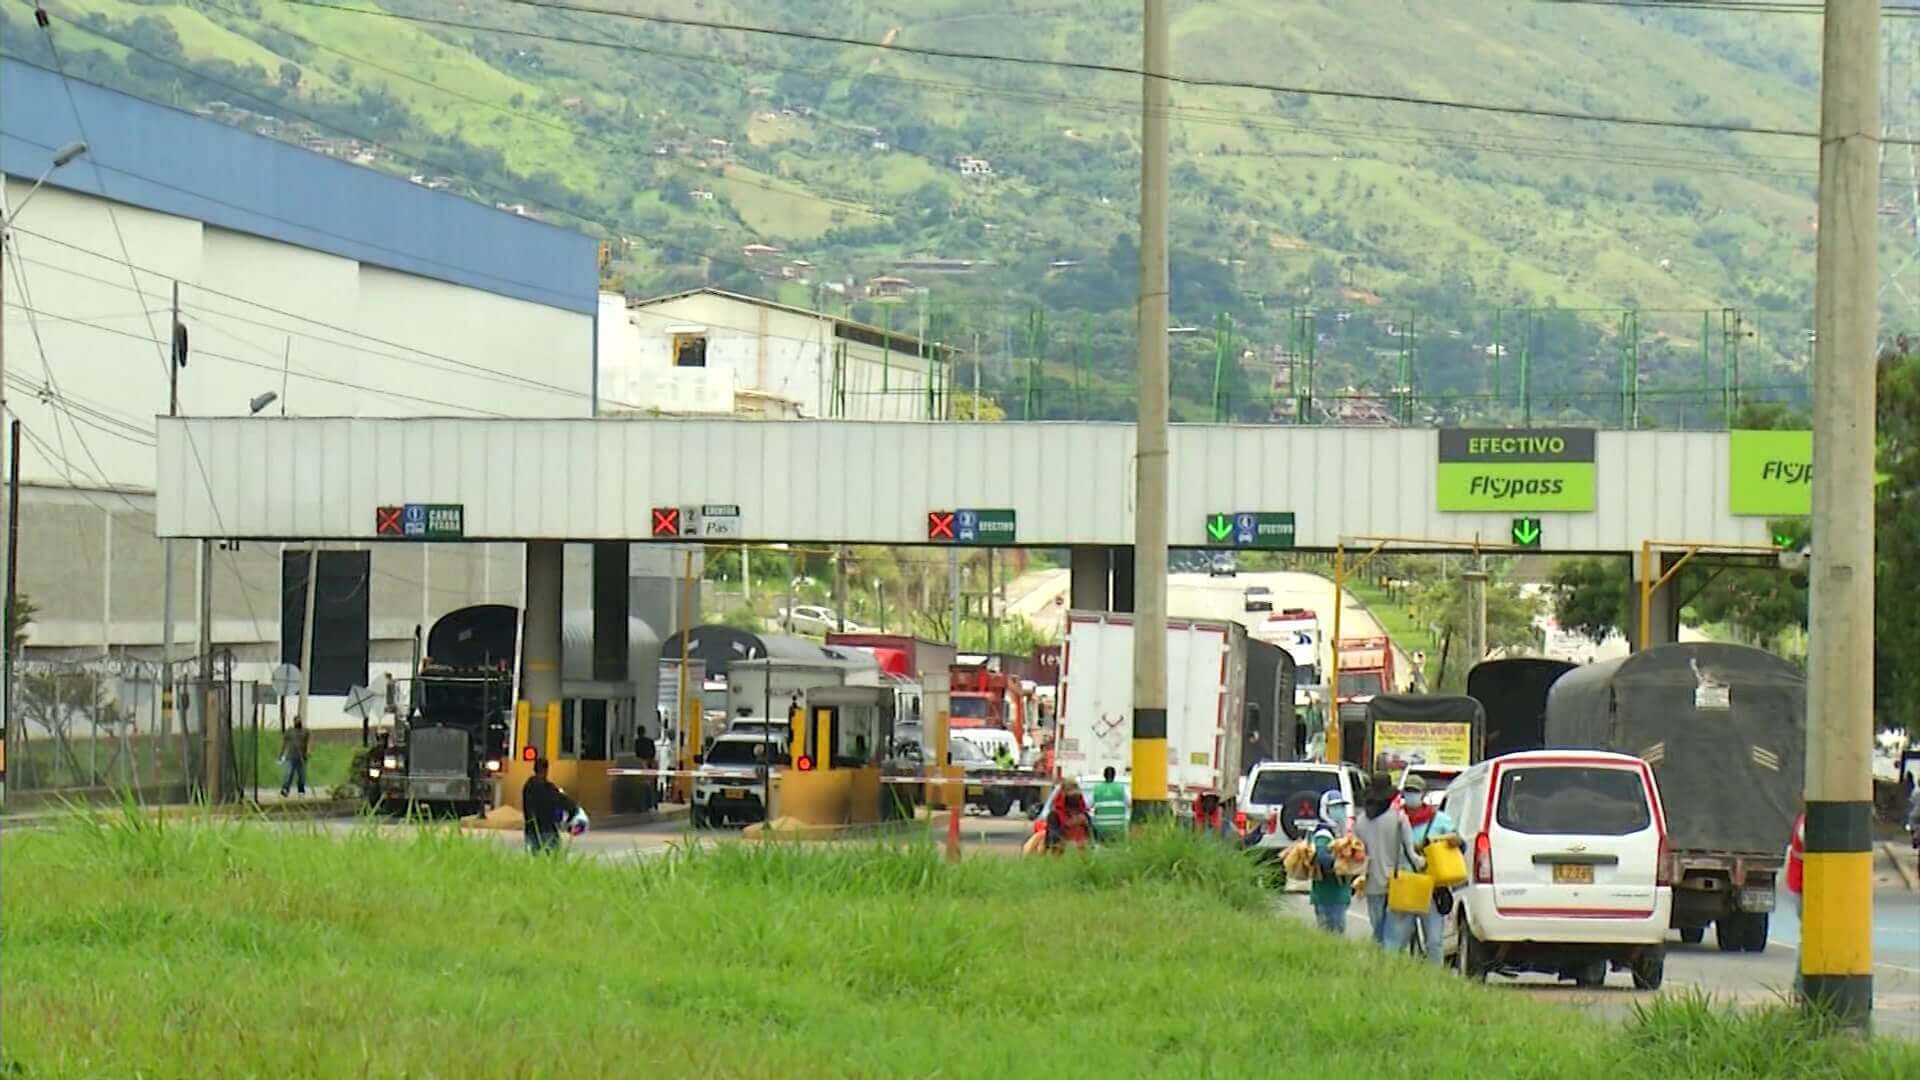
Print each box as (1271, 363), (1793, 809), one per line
(1206, 514), (1234, 543)
(1774, 532), (1797, 550)
(1511, 517), (1542, 548)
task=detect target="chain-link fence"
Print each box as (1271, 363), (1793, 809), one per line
(3, 653), (252, 806)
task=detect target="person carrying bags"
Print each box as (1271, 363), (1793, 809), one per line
(1354, 773), (1423, 950)
(1400, 774), (1463, 965)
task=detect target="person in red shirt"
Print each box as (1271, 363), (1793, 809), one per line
(1046, 778), (1091, 853)
(1193, 791), (1225, 836)
(1787, 808), (1805, 993)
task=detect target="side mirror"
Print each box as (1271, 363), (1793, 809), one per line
(693, 754), (704, 766)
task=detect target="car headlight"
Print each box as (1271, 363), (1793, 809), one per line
(484, 759), (502, 773)
(382, 755), (401, 770)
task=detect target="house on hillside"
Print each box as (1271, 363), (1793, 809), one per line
(596, 287), (953, 421)
(865, 275), (914, 300)
(955, 156), (993, 177)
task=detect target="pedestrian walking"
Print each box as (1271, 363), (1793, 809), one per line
(635, 725), (659, 810)
(279, 718), (310, 797)
(522, 756), (580, 855)
(1401, 774), (1459, 965)
(1091, 766), (1129, 842)
(1309, 790), (1357, 935)
(1353, 773), (1419, 951)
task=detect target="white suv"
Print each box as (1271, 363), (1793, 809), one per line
(1441, 750), (1672, 989)
(692, 732), (787, 827)
(1240, 762), (1371, 872)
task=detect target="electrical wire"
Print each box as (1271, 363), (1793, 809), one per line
(466, 0), (1868, 140)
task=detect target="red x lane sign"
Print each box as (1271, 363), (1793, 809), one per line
(927, 511), (956, 540)
(375, 506), (404, 536)
(651, 507), (681, 538)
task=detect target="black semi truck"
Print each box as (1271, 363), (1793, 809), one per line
(366, 605), (515, 816)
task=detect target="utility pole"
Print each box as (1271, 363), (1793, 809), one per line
(948, 548), (960, 645)
(833, 545), (847, 633)
(986, 548), (997, 654)
(161, 281), (180, 767)
(1132, 0), (1172, 819)
(1462, 553), (1488, 678)
(1803, 0), (1879, 1030)
(198, 539), (218, 801)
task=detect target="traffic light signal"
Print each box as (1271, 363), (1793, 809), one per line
(795, 754), (815, 772)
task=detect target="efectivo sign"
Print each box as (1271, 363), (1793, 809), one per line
(1436, 428), (1596, 512)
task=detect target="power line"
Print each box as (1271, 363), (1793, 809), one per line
(462, 0), (1859, 141)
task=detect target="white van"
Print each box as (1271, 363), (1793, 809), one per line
(1441, 750), (1671, 989)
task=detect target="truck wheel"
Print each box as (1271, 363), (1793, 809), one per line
(1631, 947), (1666, 991)
(985, 790), (1014, 817)
(1714, 918), (1744, 952)
(1679, 926), (1705, 945)
(1736, 913), (1770, 953)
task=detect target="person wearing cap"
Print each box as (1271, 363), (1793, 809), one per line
(1402, 774), (1460, 965)
(1309, 790), (1357, 935)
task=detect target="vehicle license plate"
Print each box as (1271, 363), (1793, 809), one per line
(1553, 863), (1595, 885)
(723, 788), (747, 800)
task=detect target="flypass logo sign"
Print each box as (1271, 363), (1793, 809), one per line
(1436, 428), (1597, 512)
(1728, 429), (1812, 516)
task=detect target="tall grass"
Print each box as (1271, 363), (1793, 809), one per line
(3, 816), (1911, 1077)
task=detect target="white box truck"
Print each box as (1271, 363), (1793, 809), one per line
(1054, 611), (1248, 812)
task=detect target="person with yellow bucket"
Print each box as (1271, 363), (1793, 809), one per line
(1400, 774), (1466, 965)
(1353, 774), (1422, 951)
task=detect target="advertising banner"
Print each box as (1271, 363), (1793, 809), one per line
(1728, 429), (1812, 516)
(1373, 721), (1473, 773)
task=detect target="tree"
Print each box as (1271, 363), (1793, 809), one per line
(1410, 562), (1542, 691)
(1550, 557), (1628, 645)
(951, 391), (1005, 421)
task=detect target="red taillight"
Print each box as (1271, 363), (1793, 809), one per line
(1473, 832), (1493, 884)
(1233, 811), (1248, 833)
(1656, 835), (1672, 887)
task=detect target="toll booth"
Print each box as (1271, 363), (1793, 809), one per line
(775, 685), (904, 826)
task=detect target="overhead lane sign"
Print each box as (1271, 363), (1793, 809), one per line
(1511, 517), (1543, 548)
(928, 509), (1016, 546)
(1729, 429), (1812, 516)
(1204, 512), (1296, 549)
(374, 504), (464, 539)
(1436, 428), (1596, 512)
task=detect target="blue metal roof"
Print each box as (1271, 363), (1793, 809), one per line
(0, 61), (596, 315)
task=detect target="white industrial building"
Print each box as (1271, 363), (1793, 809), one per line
(0, 61), (681, 735)
(597, 287), (951, 421)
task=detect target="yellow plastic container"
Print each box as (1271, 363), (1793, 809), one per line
(1387, 870), (1435, 914)
(1425, 840), (1468, 888)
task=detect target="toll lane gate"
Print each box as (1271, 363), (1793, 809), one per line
(156, 417), (1790, 551)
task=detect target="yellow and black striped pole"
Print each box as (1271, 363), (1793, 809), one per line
(1802, 0), (1878, 1029)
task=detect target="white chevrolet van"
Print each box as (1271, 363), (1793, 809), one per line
(1441, 750), (1672, 989)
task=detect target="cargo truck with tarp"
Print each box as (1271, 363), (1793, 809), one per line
(1544, 643), (1804, 951)
(1467, 657), (1577, 758)
(1352, 694), (1486, 776)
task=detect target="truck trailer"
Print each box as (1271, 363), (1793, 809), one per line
(1545, 643), (1804, 950)
(1467, 657), (1576, 758)
(1054, 611), (1248, 812)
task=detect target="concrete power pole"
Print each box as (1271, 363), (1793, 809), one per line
(1131, 0), (1172, 819)
(1803, 0), (1879, 1030)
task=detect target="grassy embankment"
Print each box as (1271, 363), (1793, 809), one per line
(5, 816), (1914, 1077)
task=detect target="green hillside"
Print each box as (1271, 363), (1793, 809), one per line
(5, 0), (1882, 423)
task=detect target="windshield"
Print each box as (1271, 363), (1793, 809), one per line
(706, 739), (781, 767)
(1338, 672), (1384, 697)
(1496, 766), (1651, 836)
(1249, 769), (1341, 806)
(1248, 586), (1269, 595)
(948, 738), (990, 763)
(950, 696), (991, 719)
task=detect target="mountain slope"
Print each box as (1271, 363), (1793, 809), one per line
(4, 0), (1870, 422)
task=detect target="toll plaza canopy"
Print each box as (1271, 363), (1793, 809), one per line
(155, 417), (1778, 551)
